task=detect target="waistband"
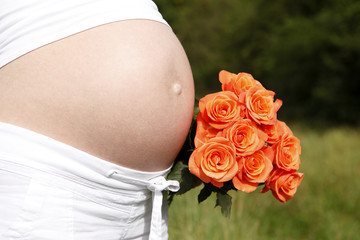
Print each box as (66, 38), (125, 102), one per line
(0, 122), (179, 240)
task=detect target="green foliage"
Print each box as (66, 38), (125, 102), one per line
(197, 182), (235, 217)
(155, 0), (360, 125)
(215, 192), (232, 218)
(167, 161), (198, 201)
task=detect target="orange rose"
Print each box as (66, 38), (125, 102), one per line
(260, 169), (304, 203)
(219, 70), (262, 95)
(194, 114), (221, 148)
(273, 131), (301, 170)
(243, 85), (282, 125)
(189, 137), (238, 188)
(261, 120), (287, 145)
(199, 91), (244, 129)
(233, 147), (274, 193)
(222, 119), (268, 156)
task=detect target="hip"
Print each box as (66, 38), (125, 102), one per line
(0, 122), (173, 239)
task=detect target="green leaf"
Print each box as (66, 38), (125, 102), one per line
(177, 167), (198, 195)
(215, 192), (232, 218)
(167, 161), (187, 182)
(167, 161), (198, 195)
(198, 184), (212, 203)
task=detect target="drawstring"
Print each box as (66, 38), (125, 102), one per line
(147, 176), (179, 240)
(107, 170), (180, 240)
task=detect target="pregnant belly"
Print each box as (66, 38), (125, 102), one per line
(0, 20), (195, 171)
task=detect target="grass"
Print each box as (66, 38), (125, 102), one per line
(168, 124), (360, 240)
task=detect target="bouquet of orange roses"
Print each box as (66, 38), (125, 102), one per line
(168, 70), (304, 216)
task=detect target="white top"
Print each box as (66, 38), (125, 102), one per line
(0, 0), (169, 68)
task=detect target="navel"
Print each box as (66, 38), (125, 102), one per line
(172, 83), (182, 95)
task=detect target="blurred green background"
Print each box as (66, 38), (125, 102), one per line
(156, 0), (360, 125)
(154, 0), (360, 239)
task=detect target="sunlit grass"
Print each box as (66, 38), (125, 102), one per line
(168, 124), (360, 240)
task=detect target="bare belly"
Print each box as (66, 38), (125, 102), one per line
(0, 20), (195, 171)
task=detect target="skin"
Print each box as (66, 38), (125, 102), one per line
(0, 20), (195, 171)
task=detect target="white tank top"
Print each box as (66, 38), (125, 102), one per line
(0, 0), (169, 68)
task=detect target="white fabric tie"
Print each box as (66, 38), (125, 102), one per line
(106, 170), (179, 240)
(147, 176), (179, 240)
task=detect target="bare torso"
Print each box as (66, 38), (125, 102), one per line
(0, 20), (194, 171)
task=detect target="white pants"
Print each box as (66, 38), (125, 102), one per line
(0, 123), (179, 240)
